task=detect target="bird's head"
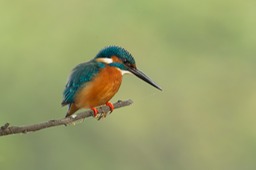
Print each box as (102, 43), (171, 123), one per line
(95, 46), (162, 91)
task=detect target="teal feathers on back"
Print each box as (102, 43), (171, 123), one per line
(61, 61), (105, 106)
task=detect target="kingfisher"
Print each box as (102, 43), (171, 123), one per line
(62, 46), (162, 118)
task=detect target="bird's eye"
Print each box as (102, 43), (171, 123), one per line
(123, 59), (131, 67)
(123, 59), (128, 64)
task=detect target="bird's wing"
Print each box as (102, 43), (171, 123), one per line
(61, 60), (104, 106)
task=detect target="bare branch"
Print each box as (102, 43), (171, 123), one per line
(0, 99), (133, 137)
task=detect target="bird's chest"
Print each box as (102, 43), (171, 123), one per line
(75, 66), (122, 107)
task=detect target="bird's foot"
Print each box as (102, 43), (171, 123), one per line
(97, 102), (114, 120)
(97, 112), (108, 120)
(91, 107), (103, 120)
(91, 102), (114, 120)
(91, 107), (99, 117)
(106, 102), (114, 113)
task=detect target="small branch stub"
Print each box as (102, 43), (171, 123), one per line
(1, 123), (10, 130)
(0, 99), (133, 137)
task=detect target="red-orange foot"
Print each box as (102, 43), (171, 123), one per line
(91, 107), (98, 117)
(106, 102), (114, 113)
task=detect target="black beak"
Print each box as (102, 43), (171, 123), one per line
(128, 67), (162, 91)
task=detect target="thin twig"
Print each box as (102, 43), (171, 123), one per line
(0, 99), (133, 137)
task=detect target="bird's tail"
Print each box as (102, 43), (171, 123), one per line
(65, 104), (79, 118)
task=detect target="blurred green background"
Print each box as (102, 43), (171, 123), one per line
(1, 0), (256, 169)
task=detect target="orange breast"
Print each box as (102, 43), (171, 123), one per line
(74, 66), (122, 109)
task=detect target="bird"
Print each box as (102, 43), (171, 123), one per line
(61, 46), (162, 118)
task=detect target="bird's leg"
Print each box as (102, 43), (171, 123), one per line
(92, 102), (114, 120)
(106, 102), (114, 113)
(91, 107), (104, 120)
(91, 107), (99, 117)
(96, 102), (114, 120)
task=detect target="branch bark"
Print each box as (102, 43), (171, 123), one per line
(0, 99), (133, 137)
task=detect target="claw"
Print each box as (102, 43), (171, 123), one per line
(97, 113), (104, 120)
(91, 103), (114, 121)
(106, 102), (114, 113)
(91, 107), (104, 120)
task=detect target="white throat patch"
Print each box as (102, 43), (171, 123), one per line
(117, 68), (131, 75)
